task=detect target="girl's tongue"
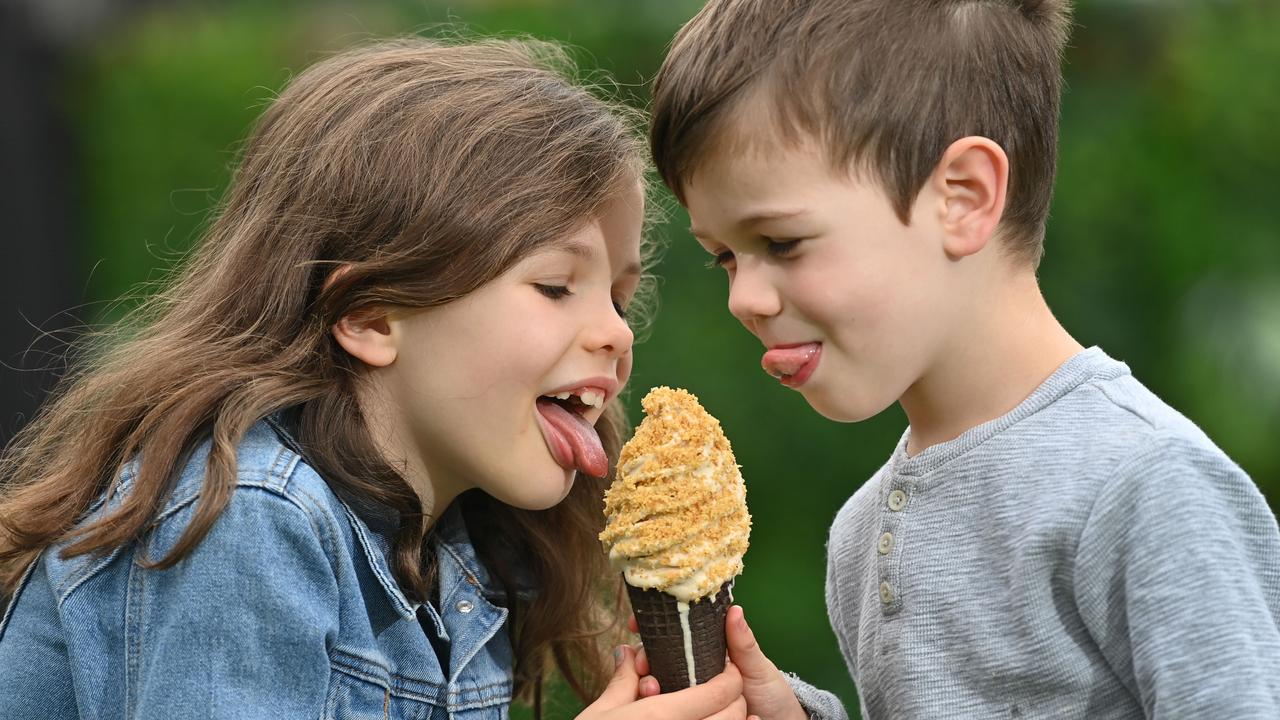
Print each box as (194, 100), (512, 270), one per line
(535, 398), (608, 478)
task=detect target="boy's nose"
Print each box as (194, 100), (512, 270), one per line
(727, 266), (782, 326)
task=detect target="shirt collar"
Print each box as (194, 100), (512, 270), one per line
(263, 410), (535, 613)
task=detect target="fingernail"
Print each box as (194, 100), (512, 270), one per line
(614, 645), (625, 668)
(738, 606), (749, 630)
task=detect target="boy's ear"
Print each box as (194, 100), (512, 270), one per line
(332, 309), (397, 368)
(931, 136), (1009, 259)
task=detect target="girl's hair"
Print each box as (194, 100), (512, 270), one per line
(0, 37), (650, 704)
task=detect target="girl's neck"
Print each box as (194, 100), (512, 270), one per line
(357, 383), (460, 529)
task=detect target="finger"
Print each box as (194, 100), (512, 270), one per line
(590, 645), (641, 710)
(627, 614), (640, 634)
(633, 644), (650, 676)
(725, 606), (778, 683)
(632, 661), (743, 719)
(638, 675), (660, 698)
(701, 695), (748, 720)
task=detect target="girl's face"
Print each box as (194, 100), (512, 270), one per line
(383, 184), (643, 513)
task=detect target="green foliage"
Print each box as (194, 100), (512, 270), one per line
(67, 1), (1278, 717)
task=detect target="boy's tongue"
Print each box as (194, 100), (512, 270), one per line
(536, 398), (608, 478)
(761, 342), (820, 378)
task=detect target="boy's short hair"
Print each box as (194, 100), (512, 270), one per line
(651, 0), (1072, 266)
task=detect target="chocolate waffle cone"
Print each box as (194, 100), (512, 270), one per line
(627, 580), (734, 692)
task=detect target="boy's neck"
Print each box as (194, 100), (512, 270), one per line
(899, 272), (1083, 457)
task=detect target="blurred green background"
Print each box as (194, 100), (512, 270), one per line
(6, 0), (1278, 717)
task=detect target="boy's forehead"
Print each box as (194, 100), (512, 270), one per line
(688, 129), (835, 198)
(684, 91), (843, 194)
(709, 95), (800, 163)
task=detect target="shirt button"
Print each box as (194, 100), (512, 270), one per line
(879, 581), (894, 605)
(887, 489), (907, 512)
(877, 532), (893, 555)
(456, 600), (475, 614)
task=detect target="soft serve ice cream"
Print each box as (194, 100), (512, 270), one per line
(600, 386), (751, 689)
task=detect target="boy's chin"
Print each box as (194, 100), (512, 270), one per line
(804, 389), (893, 424)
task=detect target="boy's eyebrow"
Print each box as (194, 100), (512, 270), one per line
(689, 208), (808, 238)
(548, 239), (642, 276)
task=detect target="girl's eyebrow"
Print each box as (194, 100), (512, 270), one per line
(545, 239), (641, 277)
(550, 239), (596, 259)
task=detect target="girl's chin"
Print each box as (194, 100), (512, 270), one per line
(489, 464), (575, 511)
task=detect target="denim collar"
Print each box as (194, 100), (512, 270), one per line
(263, 410), (535, 617)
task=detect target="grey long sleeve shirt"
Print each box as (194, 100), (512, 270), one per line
(826, 347), (1280, 719)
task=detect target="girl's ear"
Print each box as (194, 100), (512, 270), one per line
(931, 136), (1009, 259)
(332, 309), (397, 368)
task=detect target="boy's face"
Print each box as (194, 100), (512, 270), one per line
(683, 130), (964, 422)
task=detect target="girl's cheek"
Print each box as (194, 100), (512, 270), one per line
(618, 352), (634, 385)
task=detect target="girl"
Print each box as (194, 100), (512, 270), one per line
(0, 38), (745, 720)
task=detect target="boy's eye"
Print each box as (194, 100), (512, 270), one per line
(535, 284), (573, 300)
(765, 238), (801, 257)
(704, 238), (800, 270)
(613, 299), (628, 321)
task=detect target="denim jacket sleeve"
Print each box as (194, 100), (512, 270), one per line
(126, 484), (341, 718)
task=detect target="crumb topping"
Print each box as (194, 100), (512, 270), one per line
(600, 386), (751, 602)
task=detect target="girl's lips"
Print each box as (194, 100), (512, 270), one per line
(533, 398), (608, 477)
(761, 342), (822, 388)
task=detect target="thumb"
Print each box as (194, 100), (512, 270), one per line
(592, 645), (641, 710)
(726, 606), (778, 683)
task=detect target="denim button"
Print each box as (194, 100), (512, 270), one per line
(456, 600), (475, 614)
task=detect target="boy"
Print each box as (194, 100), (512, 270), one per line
(642, 0), (1280, 717)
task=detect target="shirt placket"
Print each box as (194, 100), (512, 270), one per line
(877, 478), (912, 616)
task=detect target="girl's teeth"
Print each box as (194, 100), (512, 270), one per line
(546, 388), (605, 408)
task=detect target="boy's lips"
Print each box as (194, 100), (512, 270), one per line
(761, 342), (822, 388)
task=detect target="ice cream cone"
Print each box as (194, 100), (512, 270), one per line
(628, 580), (733, 692)
(601, 387), (751, 692)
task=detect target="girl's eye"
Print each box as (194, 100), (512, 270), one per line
(535, 284), (573, 300)
(765, 238), (801, 257)
(613, 300), (629, 321)
(705, 250), (735, 270)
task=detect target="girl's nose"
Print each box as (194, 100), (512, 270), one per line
(727, 264), (782, 325)
(585, 300), (634, 358)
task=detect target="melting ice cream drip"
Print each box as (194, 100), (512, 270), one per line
(678, 601), (696, 687)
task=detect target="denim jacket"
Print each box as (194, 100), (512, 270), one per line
(0, 416), (522, 719)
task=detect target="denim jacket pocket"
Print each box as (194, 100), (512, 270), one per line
(325, 648), (513, 720)
(325, 650), (395, 720)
